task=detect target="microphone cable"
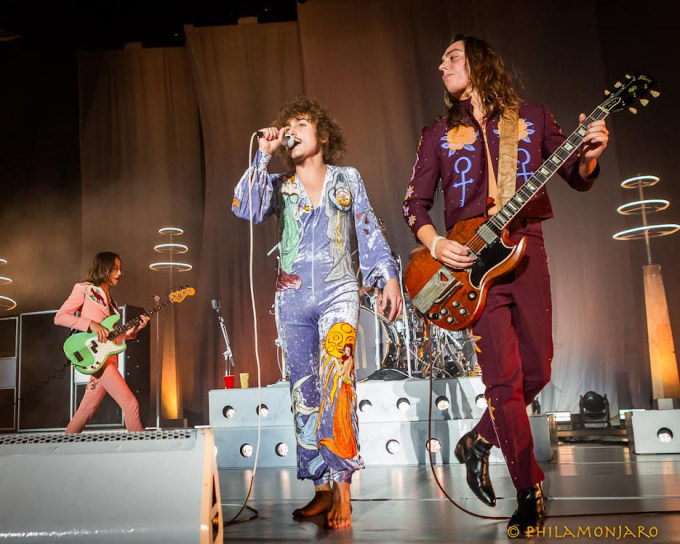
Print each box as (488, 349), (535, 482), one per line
(224, 132), (265, 526)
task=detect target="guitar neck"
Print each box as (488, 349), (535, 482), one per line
(480, 105), (610, 235)
(107, 298), (171, 340)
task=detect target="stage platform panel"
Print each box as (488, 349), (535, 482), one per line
(219, 443), (680, 543)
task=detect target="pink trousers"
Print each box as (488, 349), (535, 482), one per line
(65, 357), (143, 433)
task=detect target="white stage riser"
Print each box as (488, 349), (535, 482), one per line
(212, 415), (556, 469)
(627, 409), (680, 454)
(209, 377), (489, 429)
(0, 430), (222, 544)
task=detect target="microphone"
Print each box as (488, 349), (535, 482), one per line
(211, 299), (221, 312)
(255, 131), (296, 149)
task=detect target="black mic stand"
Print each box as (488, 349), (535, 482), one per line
(212, 300), (235, 379)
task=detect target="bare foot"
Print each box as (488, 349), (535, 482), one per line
(292, 484), (333, 519)
(327, 482), (352, 529)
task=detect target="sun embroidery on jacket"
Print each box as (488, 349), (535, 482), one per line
(494, 118), (535, 143)
(440, 126), (478, 157)
(404, 185), (415, 200)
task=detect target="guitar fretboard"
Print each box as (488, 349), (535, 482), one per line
(475, 105), (610, 243)
(107, 299), (172, 341)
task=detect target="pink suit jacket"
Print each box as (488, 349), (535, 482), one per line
(54, 282), (137, 339)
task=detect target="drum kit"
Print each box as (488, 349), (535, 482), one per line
(353, 289), (480, 382)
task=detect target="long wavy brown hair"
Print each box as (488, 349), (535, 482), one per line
(273, 96), (347, 168)
(444, 35), (520, 128)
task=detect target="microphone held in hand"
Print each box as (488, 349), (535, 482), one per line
(255, 131), (296, 149)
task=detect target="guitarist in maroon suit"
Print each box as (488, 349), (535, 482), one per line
(403, 35), (609, 535)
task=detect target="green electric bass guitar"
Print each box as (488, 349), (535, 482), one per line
(63, 286), (195, 375)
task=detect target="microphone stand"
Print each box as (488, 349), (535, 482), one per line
(153, 294), (161, 429)
(212, 300), (235, 377)
(397, 255), (412, 378)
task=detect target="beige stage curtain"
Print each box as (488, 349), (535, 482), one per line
(184, 21), (304, 413)
(78, 46), (203, 422)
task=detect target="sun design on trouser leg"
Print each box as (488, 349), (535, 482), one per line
(317, 322), (359, 459)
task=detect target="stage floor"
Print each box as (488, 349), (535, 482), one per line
(219, 443), (680, 543)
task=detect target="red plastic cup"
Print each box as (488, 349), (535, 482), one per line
(224, 375), (235, 389)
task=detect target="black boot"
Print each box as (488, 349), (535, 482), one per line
(454, 429), (496, 507)
(507, 483), (546, 538)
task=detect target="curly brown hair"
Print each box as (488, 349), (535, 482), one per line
(444, 35), (520, 128)
(273, 96), (347, 167)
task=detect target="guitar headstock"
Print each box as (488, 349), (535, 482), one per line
(603, 72), (659, 115)
(169, 286), (196, 304)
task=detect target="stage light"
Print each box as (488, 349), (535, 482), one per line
(0, 296), (17, 311)
(435, 396), (450, 410)
(159, 227), (185, 235)
(240, 444), (253, 458)
(617, 199), (670, 215)
(426, 439), (442, 453)
(579, 391), (611, 428)
(257, 404), (269, 417)
(222, 406), (235, 419)
(397, 398), (411, 412)
(0, 259), (16, 311)
(275, 443), (289, 457)
(149, 262), (193, 271)
(359, 400), (372, 413)
(613, 224), (680, 240)
(620, 175), (659, 189)
(475, 394), (487, 409)
(386, 440), (401, 455)
(658, 428), (674, 443)
(154, 243), (189, 254)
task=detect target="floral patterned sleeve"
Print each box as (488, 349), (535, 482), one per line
(403, 126), (441, 240)
(348, 168), (399, 289)
(232, 150), (280, 224)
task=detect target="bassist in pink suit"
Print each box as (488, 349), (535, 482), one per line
(55, 252), (149, 433)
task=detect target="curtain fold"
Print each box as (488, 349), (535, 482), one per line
(185, 22), (305, 414)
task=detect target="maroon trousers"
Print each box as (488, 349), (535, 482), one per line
(472, 219), (553, 490)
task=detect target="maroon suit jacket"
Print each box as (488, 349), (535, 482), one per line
(403, 100), (599, 238)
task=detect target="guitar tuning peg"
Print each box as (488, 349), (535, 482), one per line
(650, 90), (660, 98)
(614, 81), (622, 88)
(604, 89), (611, 96)
(639, 98), (649, 106)
(628, 107), (638, 114)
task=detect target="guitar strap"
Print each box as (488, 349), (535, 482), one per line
(496, 108), (520, 208)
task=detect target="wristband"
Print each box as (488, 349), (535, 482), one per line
(430, 235), (445, 260)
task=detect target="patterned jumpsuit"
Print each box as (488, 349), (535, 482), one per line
(233, 151), (398, 484)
